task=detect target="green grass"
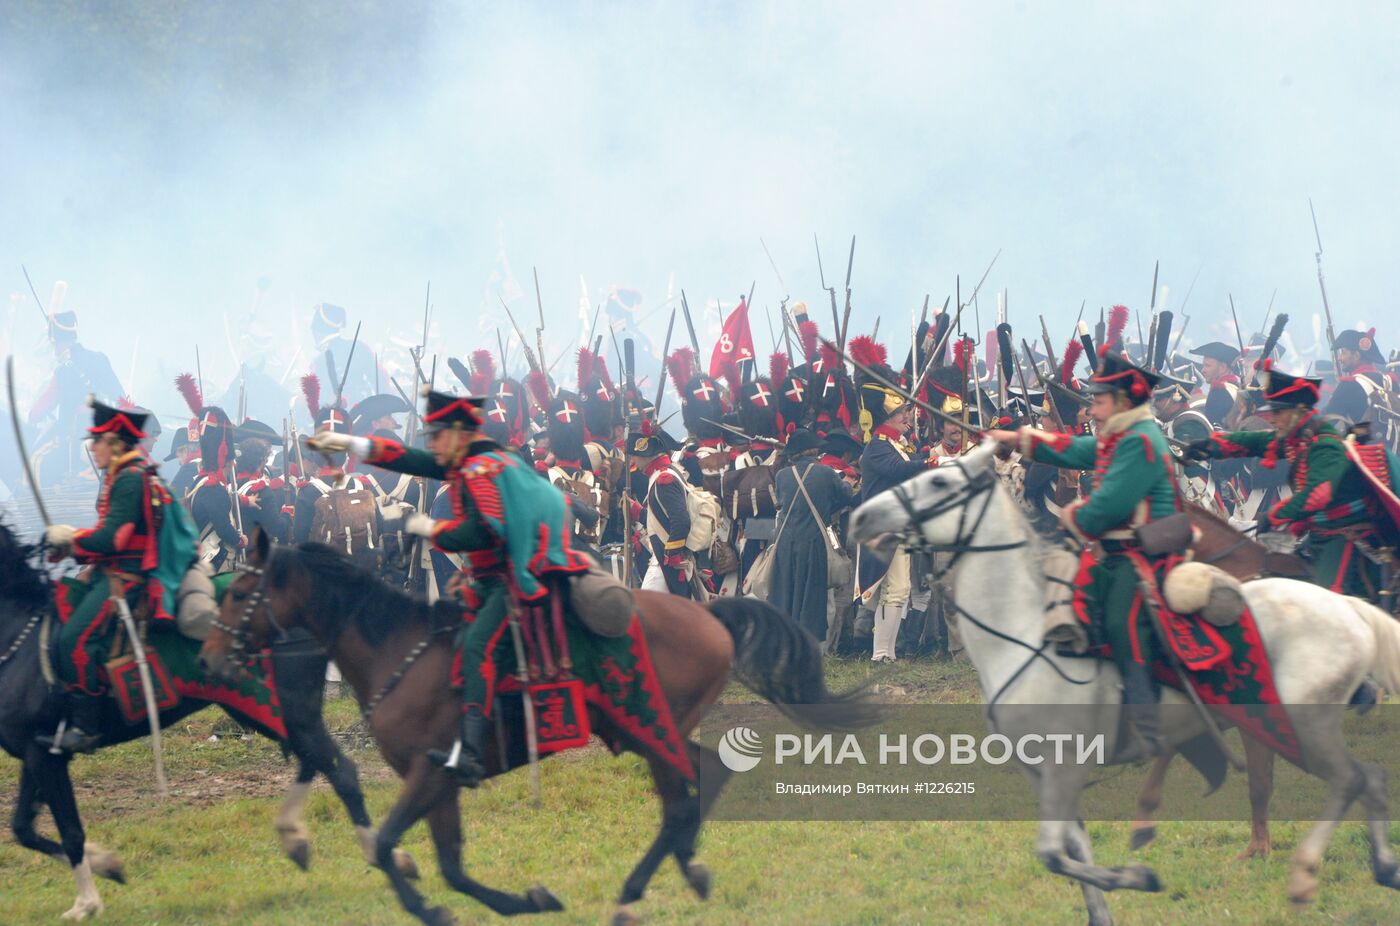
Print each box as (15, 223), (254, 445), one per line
(4, 661), (1400, 925)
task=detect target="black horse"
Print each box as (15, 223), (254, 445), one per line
(0, 519), (415, 920)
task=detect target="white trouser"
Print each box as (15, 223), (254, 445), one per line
(642, 559), (669, 592)
(872, 603), (906, 662)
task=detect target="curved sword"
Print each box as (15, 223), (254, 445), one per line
(6, 355), (51, 527)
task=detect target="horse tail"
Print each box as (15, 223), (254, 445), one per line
(1348, 597), (1400, 694)
(706, 597), (881, 731)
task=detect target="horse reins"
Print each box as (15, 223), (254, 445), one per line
(217, 557), (448, 725)
(888, 460), (1098, 712)
(0, 612), (41, 667)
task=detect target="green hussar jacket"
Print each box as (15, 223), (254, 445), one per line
(364, 435), (588, 599)
(1018, 404), (1181, 543)
(1203, 411), (1371, 533)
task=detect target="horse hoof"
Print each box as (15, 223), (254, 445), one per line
(61, 899), (103, 921)
(425, 905), (457, 926)
(526, 885), (564, 913)
(684, 862), (712, 900)
(1235, 840), (1270, 861)
(286, 839), (311, 871)
(394, 848), (421, 881)
(1128, 865), (1162, 892)
(1128, 826), (1156, 852)
(87, 846), (126, 884)
(612, 904), (641, 926)
(1288, 867), (1320, 906)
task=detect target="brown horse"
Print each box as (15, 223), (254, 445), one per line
(198, 529), (876, 926)
(1130, 504), (1311, 859)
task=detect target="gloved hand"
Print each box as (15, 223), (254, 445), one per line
(307, 431), (371, 458)
(1179, 439), (1213, 463)
(378, 501), (417, 531)
(404, 512), (437, 538)
(45, 524), (77, 548)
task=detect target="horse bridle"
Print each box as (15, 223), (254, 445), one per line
(209, 562), (292, 666)
(884, 459), (1097, 710)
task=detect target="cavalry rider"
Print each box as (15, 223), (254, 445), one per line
(1325, 328), (1392, 425)
(308, 387), (589, 786)
(38, 399), (196, 753)
(1184, 361), (1398, 600)
(988, 350), (1182, 761)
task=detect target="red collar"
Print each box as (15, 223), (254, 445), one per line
(873, 424), (906, 441)
(642, 456), (672, 477)
(1209, 373), (1239, 388)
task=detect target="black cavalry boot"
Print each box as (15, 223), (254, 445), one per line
(428, 706), (489, 788)
(35, 693), (105, 755)
(1114, 662), (1166, 765)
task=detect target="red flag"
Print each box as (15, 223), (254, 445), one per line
(709, 298), (756, 388)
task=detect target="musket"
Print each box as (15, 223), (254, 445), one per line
(1022, 340), (1066, 432)
(1077, 321), (1099, 372)
(839, 235), (855, 352)
(679, 290), (702, 373)
(1023, 343), (1092, 411)
(499, 296), (543, 373)
(1009, 338), (1037, 425)
(621, 338), (636, 587)
(815, 234), (841, 342)
(6, 356), (50, 525)
(701, 417), (756, 443)
(334, 321), (362, 406)
(912, 251), (1000, 396)
(1309, 198), (1341, 369)
(1261, 288), (1277, 333)
(823, 339), (986, 438)
(196, 345), (204, 401)
(760, 237), (788, 306)
(1039, 315), (1059, 381)
(585, 302), (603, 355)
(653, 309), (676, 413)
(532, 267), (547, 381)
(1227, 294), (1248, 371)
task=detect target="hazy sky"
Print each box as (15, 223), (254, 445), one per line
(2, 0), (1396, 413)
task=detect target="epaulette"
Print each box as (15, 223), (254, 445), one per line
(654, 470), (676, 485)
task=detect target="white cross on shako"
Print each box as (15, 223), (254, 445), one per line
(488, 405), (509, 422)
(555, 401), (578, 423)
(750, 383), (771, 406)
(693, 380), (715, 402)
(496, 382), (514, 400)
(784, 379), (805, 403)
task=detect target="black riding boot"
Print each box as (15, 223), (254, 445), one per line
(428, 706), (489, 787)
(35, 693), (105, 754)
(1115, 662), (1166, 765)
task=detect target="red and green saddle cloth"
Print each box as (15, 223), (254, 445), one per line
(1076, 552), (1302, 763)
(454, 614), (695, 781)
(54, 576), (287, 738)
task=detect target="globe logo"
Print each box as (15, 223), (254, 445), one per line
(718, 726), (763, 772)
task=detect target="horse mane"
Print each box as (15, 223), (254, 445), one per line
(274, 542), (463, 647)
(0, 517), (49, 611)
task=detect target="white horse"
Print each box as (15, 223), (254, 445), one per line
(849, 441), (1400, 925)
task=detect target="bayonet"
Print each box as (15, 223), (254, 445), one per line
(680, 290), (702, 374)
(839, 235), (856, 351)
(653, 309), (676, 413)
(499, 296), (542, 372)
(1309, 198), (1340, 367)
(532, 267), (547, 380)
(335, 320), (362, 406)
